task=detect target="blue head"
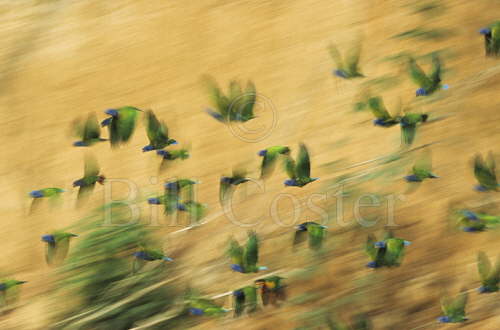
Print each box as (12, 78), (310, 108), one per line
(296, 223), (308, 231)
(189, 307), (204, 316)
(373, 119), (387, 127)
(148, 198), (161, 205)
(405, 175), (421, 182)
(156, 150), (169, 157)
(133, 251), (154, 261)
(73, 141), (87, 147)
(474, 184), (489, 192)
(100, 117), (112, 127)
(416, 88), (427, 96)
(30, 190), (44, 198)
(41, 235), (55, 244)
(284, 179), (298, 187)
(437, 316), (451, 323)
(233, 289), (244, 297)
(366, 261), (380, 269)
(142, 145), (155, 152)
(0, 283), (6, 291)
(231, 264), (245, 273)
(334, 69), (347, 78)
(73, 179), (84, 187)
(478, 286), (490, 294)
(176, 203), (187, 211)
(463, 226), (483, 232)
(105, 109), (118, 117)
(461, 210), (478, 220)
(205, 109), (224, 122)
(165, 182), (178, 190)
(374, 241), (386, 248)
(258, 149), (267, 157)
(220, 176), (232, 184)
(479, 28), (491, 35)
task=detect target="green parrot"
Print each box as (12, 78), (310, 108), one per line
(132, 246), (173, 273)
(148, 179), (198, 215)
(477, 251), (500, 293)
(455, 210), (488, 232)
(284, 143), (319, 187)
(100, 106), (142, 147)
(72, 112), (107, 147)
(142, 110), (178, 152)
(188, 298), (229, 316)
(365, 231), (411, 268)
(29, 187), (65, 213)
(233, 285), (258, 317)
(255, 276), (286, 306)
(258, 146), (291, 179)
(367, 96), (401, 127)
(203, 76), (257, 122)
(228, 231), (267, 273)
(405, 150), (439, 182)
(157, 148), (190, 172)
(0, 279), (27, 307)
(400, 112), (428, 147)
(293, 221), (328, 251)
(408, 54), (447, 96)
(220, 167), (250, 206)
(438, 290), (468, 323)
(329, 43), (364, 79)
(479, 21), (500, 56)
(41, 231), (78, 266)
(179, 200), (207, 223)
(473, 152), (499, 191)
(73, 154), (105, 206)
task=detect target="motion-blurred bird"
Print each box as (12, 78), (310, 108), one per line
(142, 110), (178, 152)
(203, 76), (256, 122)
(178, 200), (207, 223)
(220, 167), (250, 206)
(157, 148), (190, 172)
(41, 231), (78, 266)
(258, 146), (291, 179)
(328, 43), (364, 79)
(408, 54), (447, 96)
(479, 21), (500, 56)
(400, 112), (428, 147)
(227, 231), (267, 273)
(148, 179), (198, 215)
(367, 96), (401, 127)
(293, 221), (327, 251)
(455, 210), (487, 232)
(255, 276), (286, 306)
(284, 143), (318, 187)
(477, 251), (500, 293)
(473, 152), (499, 191)
(438, 290), (468, 323)
(233, 286), (258, 317)
(365, 231), (411, 268)
(72, 112), (107, 147)
(405, 150), (439, 182)
(188, 298), (229, 316)
(132, 246), (173, 273)
(73, 154), (105, 206)
(29, 187), (65, 199)
(0, 279), (27, 307)
(100, 106), (142, 147)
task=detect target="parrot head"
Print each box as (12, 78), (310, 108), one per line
(100, 117), (112, 127)
(479, 28), (491, 35)
(29, 190), (44, 198)
(220, 176), (233, 184)
(416, 88), (427, 96)
(258, 149), (267, 157)
(73, 141), (87, 147)
(41, 235), (55, 244)
(333, 69), (348, 79)
(142, 145), (155, 152)
(284, 179), (299, 187)
(148, 198), (161, 205)
(105, 109), (118, 117)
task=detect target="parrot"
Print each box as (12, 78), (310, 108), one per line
(100, 106), (142, 147)
(408, 54), (448, 96)
(0, 279), (27, 307)
(41, 231), (78, 266)
(178, 200), (207, 223)
(479, 21), (500, 56)
(156, 148), (190, 172)
(148, 179), (198, 215)
(365, 231), (411, 268)
(73, 154), (105, 206)
(227, 231), (267, 273)
(284, 143), (318, 187)
(477, 251), (500, 293)
(455, 210), (488, 232)
(142, 110), (178, 152)
(188, 298), (229, 316)
(367, 96), (401, 127)
(293, 221), (328, 251)
(255, 276), (286, 306)
(29, 187), (65, 213)
(328, 43), (364, 79)
(438, 290), (468, 323)
(400, 112), (428, 147)
(72, 112), (107, 146)
(473, 152), (499, 192)
(233, 286), (258, 317)
(132, 246), (173, 273)
(257, 146), (291, 179)
(203, 76), (256, 122)
(405, 150), (439, 182)
(219, 167), (250, 206)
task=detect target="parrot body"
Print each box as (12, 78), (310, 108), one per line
(293, 221), (327, 250)
(479, 21), (500, 56)
(408, 54), (447, 96)
(329, 43), (364, 79)
(438, 290), (468, 323)
(284, 143), (318, 187)
(142, 110), (178, 152)
(0, 279), (27, 307)
(258, 146), (291, 179)
(405, 150), (439, 182)
(100, 106), (142, 147)
(477, 251), (500, 293)
(233, 286), (258, 317)
(220, 168), (250, 206)
(255, 276), (286, 306)
(72, 112), (107, 146)
(367, 96), (401, 127)
(41, 231), (78, 265)
(473, 152), (499, 192)
(189, 298), (229, 316)
(29, 188), (65, 199)
(228, 231), (267, 273)
(365, 231), (411, 268)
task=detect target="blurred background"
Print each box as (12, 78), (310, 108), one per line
(1, 0), (500, 329)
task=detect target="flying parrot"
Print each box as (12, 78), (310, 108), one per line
(178, 200), (208, 223)
(365, 231), (411, 268)
(148, 179), (198, 215)
(400, 112), (428, 147)
(142, 110), (178, 152)
(328, 43), (364, 79)
(132, 246), (173, 273)
(41, 231), (78, 266)
(284, 143), (318, 187)
(479, 21), (500, 56)
(438, 290), (468, 323)
(156, 148), (190, 172)
(367, 96), (401, 127)
(29, 187), (65, 213)
(477, 251), (500, 293)
(72, 112), (107, 147)
(258, 146), (291, 179)
(408, 54), (448, 96)
(293, 221), (328, 251)
(405, 150), (439, 182)
(188, 298), (229, 316)
(227, 231), (267, 273)
(233, 286), (258, 317)
(100, 106), (142, 147)
(0, 279), (27, 307)
(255, 276), (286, 306)
(219, 167), (250, 206)
(473, 152), (499, 192)
(73, 154), (105, 206)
